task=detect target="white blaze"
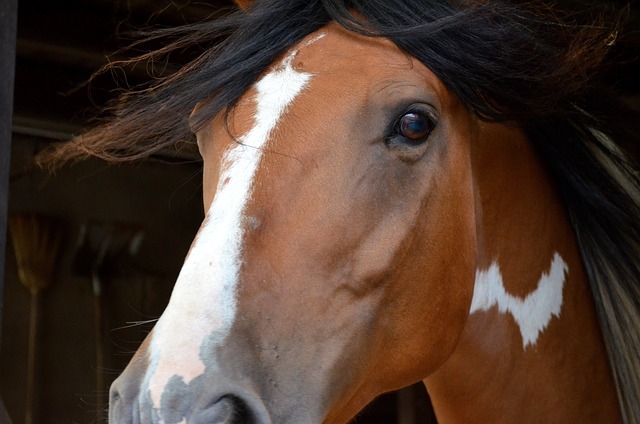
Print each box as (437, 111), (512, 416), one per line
(470, 252), (568, 348)
(145, 37), (321, 413)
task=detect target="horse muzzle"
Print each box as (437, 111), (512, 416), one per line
(109, 375), (273, 424)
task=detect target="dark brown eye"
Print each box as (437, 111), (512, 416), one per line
(385, 106), (437, 162)
(398, 112), (432, 142)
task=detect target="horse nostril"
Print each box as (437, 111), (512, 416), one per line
(192, 394), (271, 424)
(108, 385), (128, 423)
(108, 377), (142, 424)
(193, 395), (241, 423)
(110, 387), (121, 404)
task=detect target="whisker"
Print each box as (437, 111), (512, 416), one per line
(111, 318), (159, 331)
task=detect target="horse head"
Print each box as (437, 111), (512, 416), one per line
(110, 24), (480, 422)
(74, 1), (637, 422)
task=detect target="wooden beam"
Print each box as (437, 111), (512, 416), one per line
(12, 115), (80, 141)
(16, 38), (180, 76)
(0, 0), (18, 421)
(397, 386), (417, 424)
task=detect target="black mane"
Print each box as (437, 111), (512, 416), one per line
(42, 0), (637, 163)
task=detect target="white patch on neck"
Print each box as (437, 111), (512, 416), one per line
(144, 36), (320, 412)
(470, 253), (568, 349)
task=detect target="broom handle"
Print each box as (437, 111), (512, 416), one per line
(92, 234), (110, 421)
(93, 272), (106, 421)
(25, 292), (40, 424)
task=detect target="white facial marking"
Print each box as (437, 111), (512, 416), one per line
(470, 252), (568, 349)
(144, 35), (322, 414)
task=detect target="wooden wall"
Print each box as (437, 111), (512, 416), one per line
(2, 136), (204, 423)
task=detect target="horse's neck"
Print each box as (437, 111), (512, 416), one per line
(424, 123), (620, 423)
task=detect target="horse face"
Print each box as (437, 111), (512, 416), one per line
(111, 23), (478, 423)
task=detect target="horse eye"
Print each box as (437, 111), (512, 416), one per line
(397, 112), (432, 143)
(385, 107), (436, 161)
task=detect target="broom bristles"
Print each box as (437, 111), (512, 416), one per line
(8, 214), (63, 295)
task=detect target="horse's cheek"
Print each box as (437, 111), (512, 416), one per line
(391, 165), (477, 376)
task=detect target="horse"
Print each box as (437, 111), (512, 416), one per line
(44, 0), (640, 422)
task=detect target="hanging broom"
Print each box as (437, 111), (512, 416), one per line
(73, 222), (144, 422)
(8, 214), (63, 424)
